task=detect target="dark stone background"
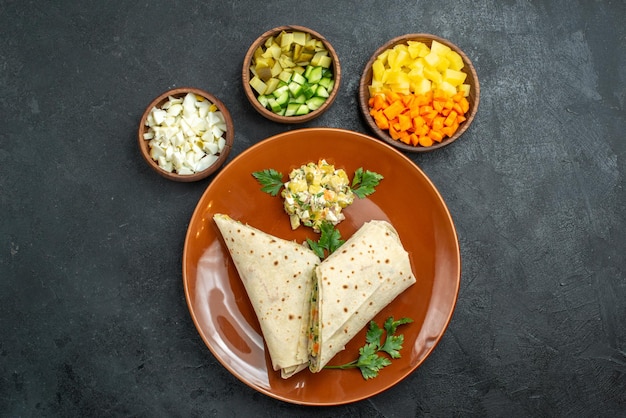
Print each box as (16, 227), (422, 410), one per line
(1, 0), (624, 416)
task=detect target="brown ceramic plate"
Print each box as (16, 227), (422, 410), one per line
(182, 128), (460, 405)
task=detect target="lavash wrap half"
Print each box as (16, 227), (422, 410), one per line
(308, 220), (416, 372)
(213, 214), (321, 379)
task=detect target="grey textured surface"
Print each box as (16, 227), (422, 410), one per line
(1, 0), (625, 416)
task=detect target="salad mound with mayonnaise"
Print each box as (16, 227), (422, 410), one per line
(252, 160), (383, 232)
(282, 160), (354, 231)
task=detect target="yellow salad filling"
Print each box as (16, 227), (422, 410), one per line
(281, 159), (354, 231)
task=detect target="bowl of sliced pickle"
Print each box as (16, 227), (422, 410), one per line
(242, 25), (341, 123)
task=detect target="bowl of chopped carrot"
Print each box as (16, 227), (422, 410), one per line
(358, 34), (480, 152)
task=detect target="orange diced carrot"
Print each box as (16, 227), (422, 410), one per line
(419, 135), (433, 147)
(398, 131), (411, 144)
(413, 94), (430, 107)
(412, 115), (426, 131)
(432, 116), (445, 132)
(383, 99), (405, 120)
(444, 110), (458, 127)
(433, 89), (447, 101)
(409, 106), (421, 118)
(373, 110), (390, 130)
(453, 91), (465, 102)
(372, 94), (387, 111)
(386, 90), (401, 104)
(419, 105), (434, 116)
(441, 125), (456, 137)
(459, 97), (470, 113)
(389, 123), (401, 140)
(429, 129), (444, 143)
(397, 114), (412, 131)
(401, 94), (414, 107)
(422, 110), (438, 126)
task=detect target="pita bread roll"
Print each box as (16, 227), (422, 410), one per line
(213, 214), (321, 378)
(308, 220), (416, 372)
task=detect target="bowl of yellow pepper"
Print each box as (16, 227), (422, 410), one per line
(359, 34), (480, 152)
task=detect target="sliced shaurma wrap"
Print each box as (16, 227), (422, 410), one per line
(308, 220), (417, 372)
(213, 214), (321, 378)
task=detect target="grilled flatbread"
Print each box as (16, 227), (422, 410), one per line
(213, 214), (320, 378)
(308, 220), (416, 372)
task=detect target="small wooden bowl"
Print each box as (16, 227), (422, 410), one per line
(138, 87), (234, 182)
(359, 34), (480, 152)
(242, 25), (341, 124)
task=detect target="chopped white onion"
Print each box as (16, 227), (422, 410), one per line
(144, 92), (227, 175)
(195, 154), (218, 172)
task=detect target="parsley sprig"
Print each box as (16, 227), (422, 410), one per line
(306, 221), (344, 259)
(324, 316), (413, 379)
(251, 169), (283, 196)
(251, 166), (383, 199)
(351, 168), (384, 198)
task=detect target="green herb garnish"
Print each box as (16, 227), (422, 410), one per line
(251, 169), (284, 196)
(325, 316), (413, 379)
(252, 167), (383, 199)
(306, 221), (344, 259)
(351, 168), (384, 199)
